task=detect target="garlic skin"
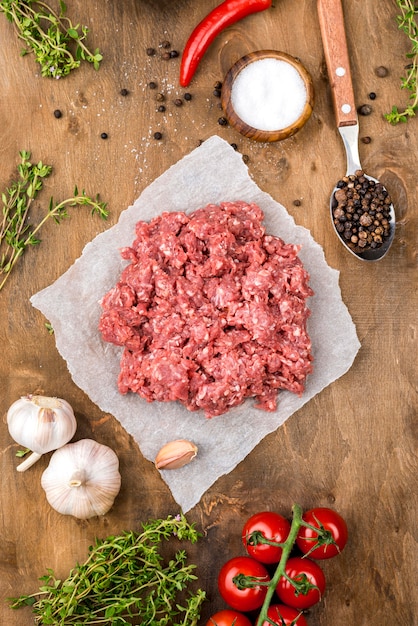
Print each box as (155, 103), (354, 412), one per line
(41, 439), (121, 519)
(7, 395), (77, 472)
(155, 439), (198, 470)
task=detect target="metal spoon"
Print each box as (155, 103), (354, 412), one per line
(317, 0), (395, 261)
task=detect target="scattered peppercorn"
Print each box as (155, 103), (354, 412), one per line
(161, 52), (171, 60)
(368, 92), (376, 100)
(230, 143), (238, 151)
(242, 154), (250, 164)
(100, 132), (108, 139)
(148, 81), (157, 89)
(375, 66), (389, 77)
(218, 116), (228, 126)
(160, 40), (171, 49)
(358, 104), (372, 116)
(213, 89), (221, 98)
(157, 105), (166, 112)
(331, 170), (393, 253)
(146, 47), (156, 56)
(184, 92), (192, 101)
(53, 109), (62, 118)
(361, 136), (372, 144)
(170, 50), (179, 58)
(293, 199), (302, 207)
(120, 88), (129, 96)
(156, 93), (165, 102)
(214, 81), (222, 90)
(174, 98), (183, 107)
(153, 131), (163, 140)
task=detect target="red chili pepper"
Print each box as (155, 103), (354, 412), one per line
(180, 0), (272, 87)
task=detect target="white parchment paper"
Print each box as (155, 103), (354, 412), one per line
(31, 136), (361, 512)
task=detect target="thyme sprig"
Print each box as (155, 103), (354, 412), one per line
(386, 0), (418, 123)
(0, 0), (102, 77)
(0, 150), (108, 292)
(9, 514), (206, 625)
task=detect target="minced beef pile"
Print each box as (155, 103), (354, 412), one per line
(99, 201), (313, 418)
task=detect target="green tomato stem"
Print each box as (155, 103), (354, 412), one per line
(255, 503), (304, 626)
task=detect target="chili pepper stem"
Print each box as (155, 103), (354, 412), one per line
(255, 503), (304, 626)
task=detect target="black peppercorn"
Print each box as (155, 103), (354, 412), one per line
(358, 104), (372, 116)
(170, 50), (179, 58)
(368, 92), (376, 100)
(214, 81), (222, 90)
(174, 98), (183, 107)
(153, 131), (163, 140)
(160, 40), (171, 49)
(148, 81), (157, 89)
(293, 199), (302, 207)
(146, 47), (156, 56)
(53, 109), (62, 118)
(332, 170), (393, 253)
(157, 105), (166, 112)
(120, 88), (129, 96)
(375, 66), (389, 77)
(161, 52), (171, 60)
(242, 154), (250, 164)
(100, 132), (108, 139)
(361, 136), (372, 144)
(213, 89), (221, 97)
(218, 117), (228, 126)
(184, 92), (192, 101)
(230, 143), (238, 151)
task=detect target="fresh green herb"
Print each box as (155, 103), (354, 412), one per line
(0, 0), (102, 77)
(0, 150), (108, 292)
(386, 0), (418, 124)
(15, 448), (31, 458)
(45, 322), (54, 334)
(9, 514), (206, 625)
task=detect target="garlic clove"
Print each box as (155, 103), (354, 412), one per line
(41, 439), (121, 519)
(155, 439), (198, 470)
(7, 395), (77, 471)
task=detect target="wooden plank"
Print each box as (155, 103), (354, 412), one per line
(0, 1), (416, 624)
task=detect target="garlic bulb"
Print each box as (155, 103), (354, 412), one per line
(7, 395), (77, 472)
(41, 438), (121, 519)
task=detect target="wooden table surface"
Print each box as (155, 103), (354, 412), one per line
(0, 1), (417, 624)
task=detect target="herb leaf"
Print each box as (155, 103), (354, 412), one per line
(386, 0), (418, 124)
(0, 0), (102, 77)
(8, 514), (206, 625)
(0, 151), (108, 292)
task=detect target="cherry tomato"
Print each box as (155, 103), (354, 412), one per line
(218, 556), (270, 612)
(259, 604), (308, 626)
(206, 609), (253, 626)
(242, 511), (291, 564)
(276, 556), (326, 609)
(296, 507), (348, 559)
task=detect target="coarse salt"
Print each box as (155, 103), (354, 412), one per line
(231, 58), (307, 131)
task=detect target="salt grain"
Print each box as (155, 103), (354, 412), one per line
(231, 58), (307, 131)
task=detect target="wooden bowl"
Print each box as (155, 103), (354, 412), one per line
(221, 50), (314, 142)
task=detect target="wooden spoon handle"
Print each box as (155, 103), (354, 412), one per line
(317, 0), (357, 127)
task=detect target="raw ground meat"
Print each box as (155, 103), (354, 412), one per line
(99, 201), (314, 418)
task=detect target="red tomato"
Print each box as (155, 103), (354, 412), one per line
(276, 556), (326, 609)
(242, 511), (291, 564)
(296, 507), (348, 559)
(218, 556), (270, 612)
(259, 604), (308, 626)
(206, 609), (253, 626)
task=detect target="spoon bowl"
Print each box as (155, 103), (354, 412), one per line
(329, 125), (396, 262)
(317, 0), (396, 261)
